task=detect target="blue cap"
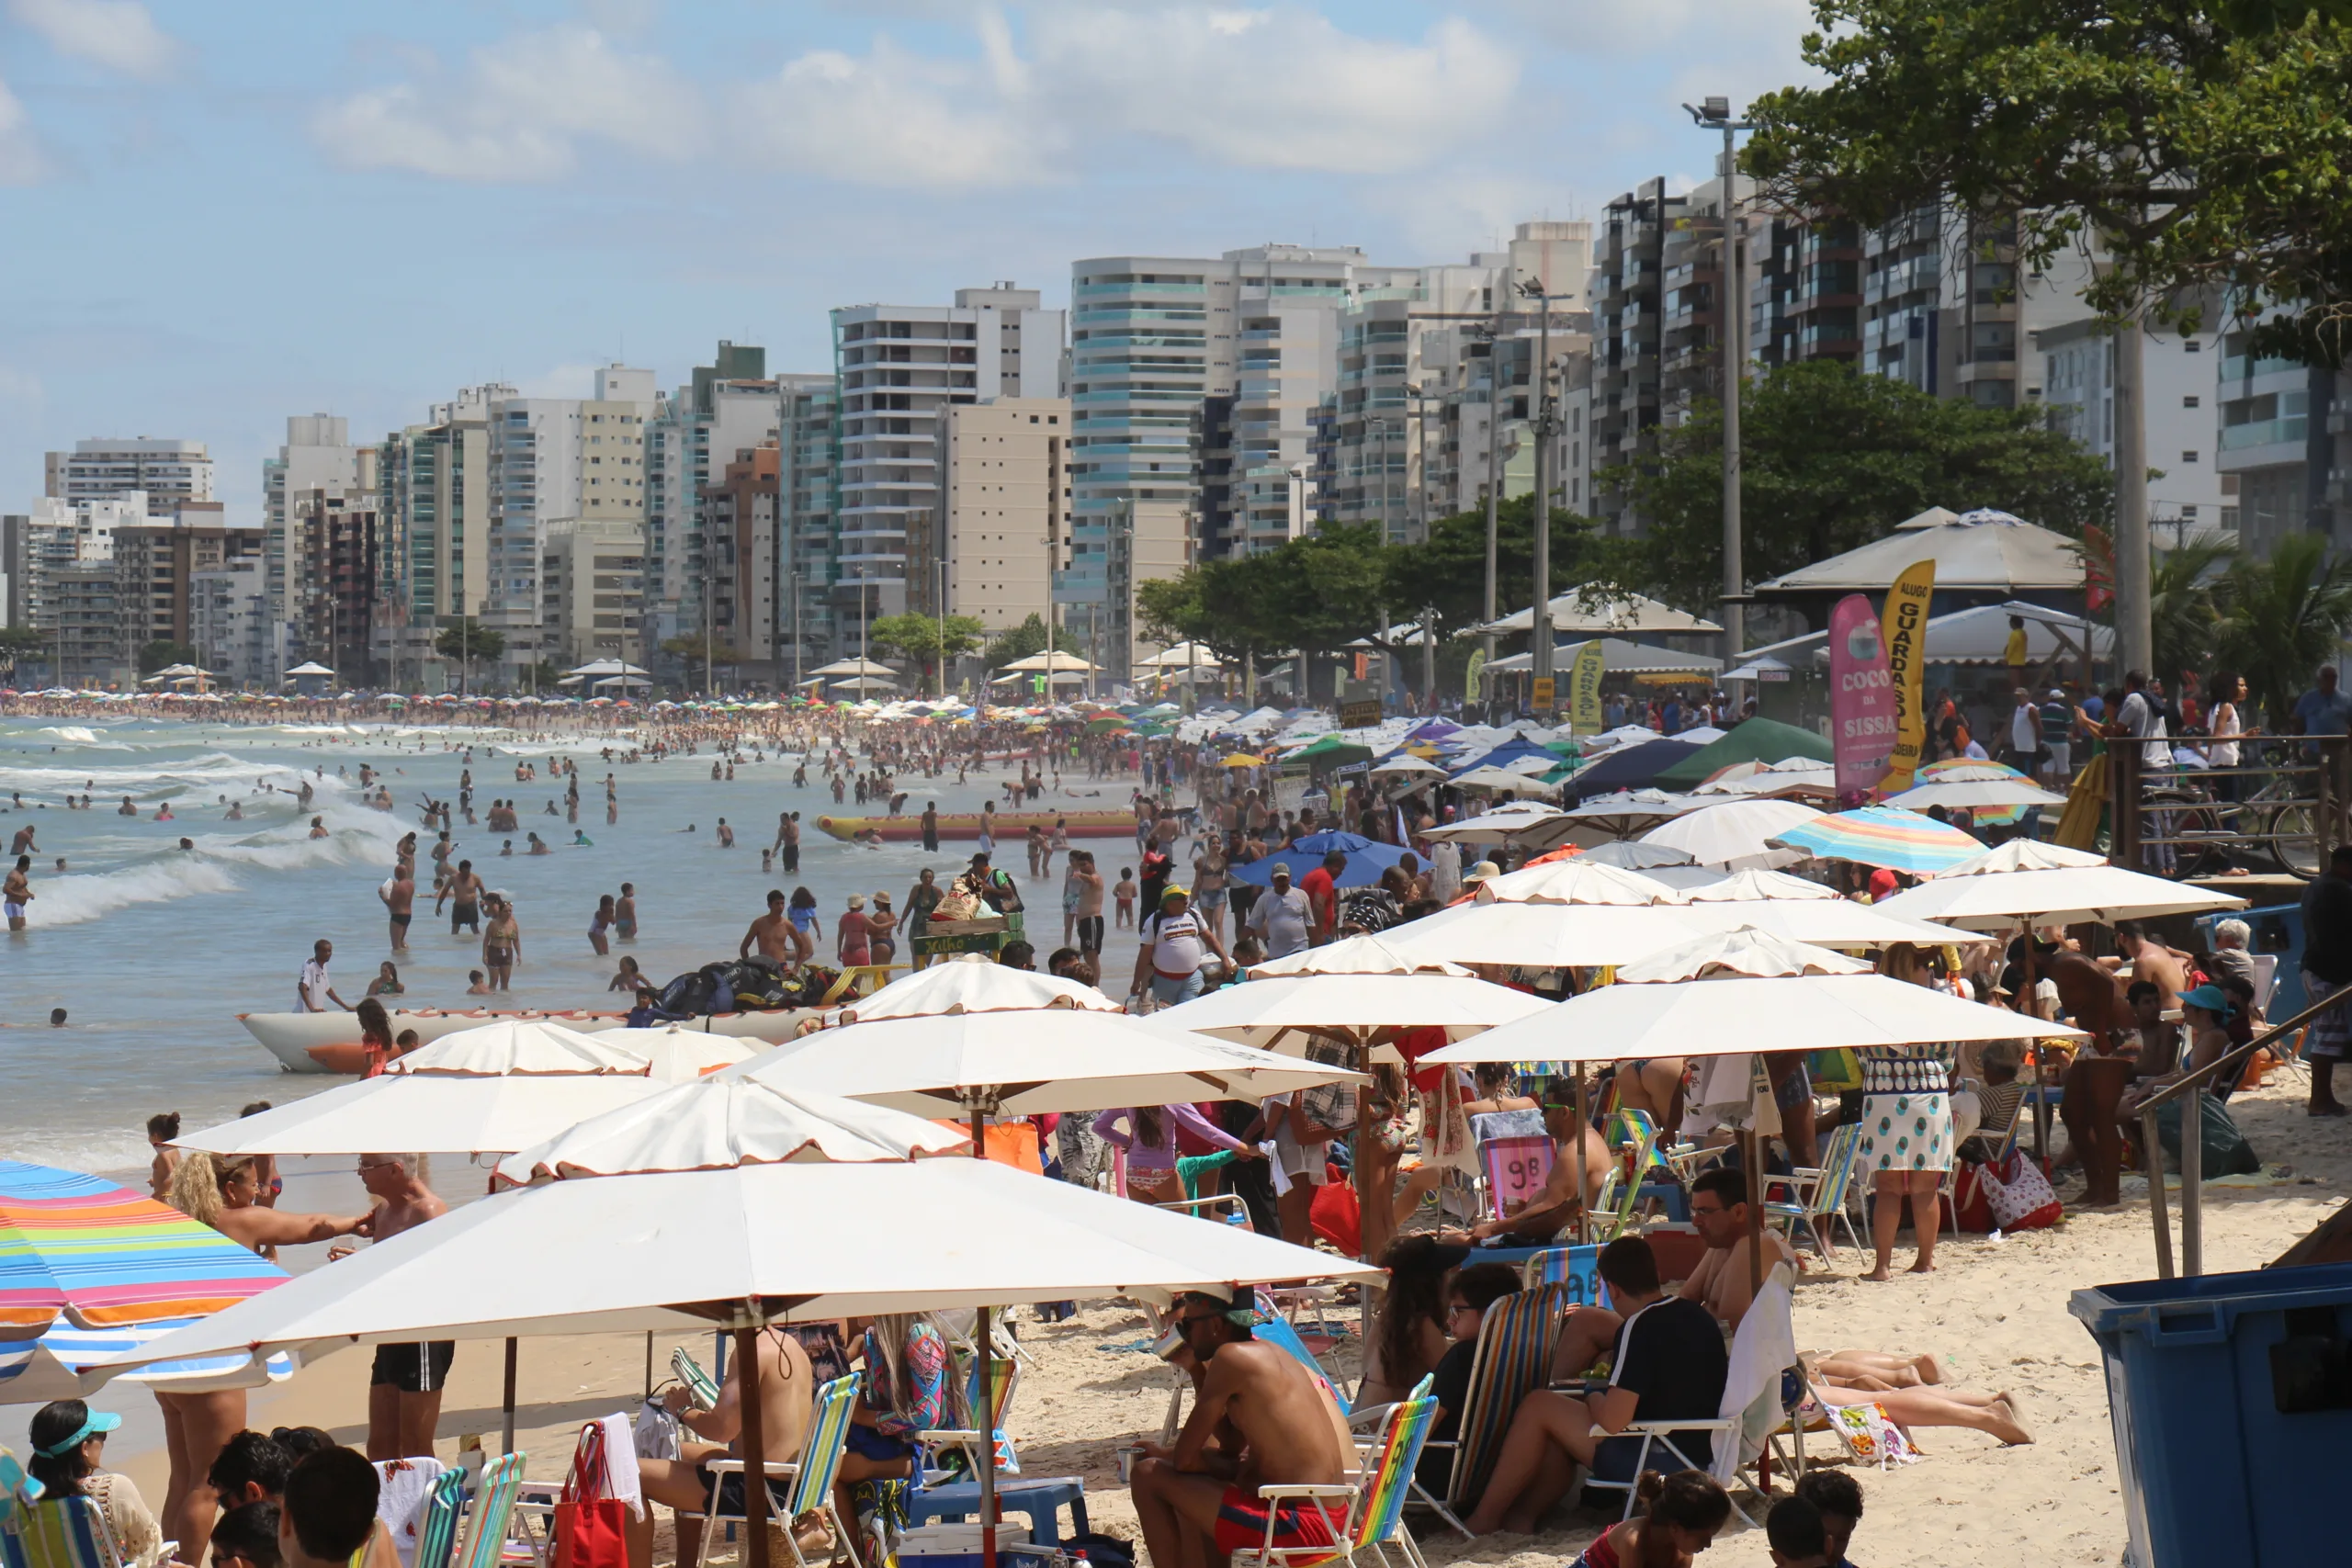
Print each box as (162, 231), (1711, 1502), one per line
(36, 1409), (119, 1457)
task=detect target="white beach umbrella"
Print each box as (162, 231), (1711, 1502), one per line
(830, 952), (1123, 1020)
(1419, 802), (1577, 846)
(1874, 844), (2247, 930)
(1677, 867), (1843, 902)
(1452, 764), (1559, 797)
(1881, 777), (2067, 811)
(738, 1007), (1363, 1116)
(1673, 898), (1997, 951)
(1243, 931), (1472, 977)
(1385, 899), (1710, 969)
(390, 1019), (650, 1076)
(1154, 970), (1555, 1055)
(808, 657), (895, 677)
(1476, 857), (1691, 906)
(1368, 753), (1450, 781)
(1641, 797), (1829, 868)
(1420, 952), (2087, 1066)
(999, 649), (1100, 673)
(172, 1076), (666, 1157)
(587, 1026), (761, 1081)
(1616, 929), (1872, 982)
(1577, 840), (1699, 870)
(1559, 789), (1701, 835)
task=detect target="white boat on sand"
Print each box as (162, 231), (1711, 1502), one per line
(240, 1007), (808, 1075)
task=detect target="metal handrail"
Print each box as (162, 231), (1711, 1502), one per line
(2139, 976), (2343, 1280)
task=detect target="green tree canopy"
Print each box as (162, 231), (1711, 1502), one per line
(2213, 534), (2352, 724)
(1600, 360), (2114, 612)
(1381, 494), (1610, 638)
(137, 639), (201, 675)
(868, 613), (985, 664)
(982, 613), (1082, 671)
(435, 619), (506, 666)
(1745, 3), (2352, 347)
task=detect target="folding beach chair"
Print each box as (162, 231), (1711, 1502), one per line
(0, 1496), (124, 1568)
(919, 1353), (1020, 1478)
(452, 1452), (526, 1568)
(1762, 1122), (1864, 1261)
(910, 1359), (1091, 1552)
(1469, 1109), (1550, 1224)
(691, 1373), (861, 1568)
(1234, 1388), (1441, 1568)
(1409, 1282), (1567, 1539)
(412, 1464), (469, 1568)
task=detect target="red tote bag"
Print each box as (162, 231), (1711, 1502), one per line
(554, 1422), (631, 1568)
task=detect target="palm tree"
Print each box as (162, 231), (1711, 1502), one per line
(2148, 537), (2232, 693)
(2214, 534), (2352, 727)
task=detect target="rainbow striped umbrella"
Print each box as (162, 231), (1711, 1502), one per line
(0, 1161), (291, 1400)
(1767, 805), (1984, 874)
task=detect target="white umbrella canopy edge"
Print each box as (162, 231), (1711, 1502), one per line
(173, 1075), (667, 1157)
(79, 1158), (1376, 1386)
(830, 953), (1125, 1021)
(1152, 971), (1556, 1055)
(1873, 866), (2247, 931)
(1384, 900), (1712, 969)
(735, 1007), (1367, 1114)
(1419, 972), (2086, 1065)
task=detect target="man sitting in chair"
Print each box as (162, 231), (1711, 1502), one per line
(631, 1328), (816, 1568)
(1130, 1288), (1355, 1568)
(1464, 1236), (1728, 1536)
(1548, 1168), (1793, 1383)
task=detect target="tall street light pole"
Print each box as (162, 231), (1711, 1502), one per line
(1516, 275), (1562, 706)
(1688, 96), (1756, 663)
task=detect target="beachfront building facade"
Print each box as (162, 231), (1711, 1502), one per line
(374, 387), (499, 689)
(189, 557), (271, 687)
(777, 375), (840, 672)
(261, 415), (373, 673)
(46, 438), (214, 514)
(642, 344), (777, 660)
(828, 288), (1064, 658)
(701, 441), (781, 682)
(109, 507), (261, 671)
(293, 488), (379, 682)
(539, 517), (647, 672)
(926, 397), (1072, 641)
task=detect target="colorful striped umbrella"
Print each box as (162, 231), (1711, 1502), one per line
(0, 1160), (290, 1399)
(1903, 757), (2042, 827)
(1767, 805), (1984, 874)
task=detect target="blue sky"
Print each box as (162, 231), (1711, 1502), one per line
(0, 0), (1816, 524)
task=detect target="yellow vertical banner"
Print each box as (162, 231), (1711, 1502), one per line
(1568, 638), (1605, 733)
(1877, 559), (1936, 795)
(1464, 649), (1487, 704)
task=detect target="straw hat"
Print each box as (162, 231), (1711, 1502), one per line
(847, 893), (865, 910)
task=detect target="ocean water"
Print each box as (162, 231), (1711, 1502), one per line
(0, 716), (1135, 1177)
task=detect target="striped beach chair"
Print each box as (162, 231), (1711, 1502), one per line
(412, 1466), (469, 1568)
(454, 1453), (526, 1568)
(1410, 1282), (1566, 1538)
(692, 1374), (862, 1568)
(1762, 1122), (1864, 1261)
(1234, 1388), (1439, 1568)
(0, 1497), (122, 1568)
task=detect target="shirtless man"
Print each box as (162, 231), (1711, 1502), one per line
(1130, 1290), (1353, 1568)
(741, 889), (799, 966)
(633, 1328), (814, 1568)
(4, 853), (31, 931)
(1442, 1097), (1613, 1247)
(438, 861), (484, 934)
(2109, 921), (2189, 1011)
(358, 1154), (451, 1460)
(379, 863), (414, 952)
(1550, 1165), (1794, 1382)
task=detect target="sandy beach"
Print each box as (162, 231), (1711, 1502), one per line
(94, 1066), (2347, 1568)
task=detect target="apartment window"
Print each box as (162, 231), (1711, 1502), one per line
(2182, 449), (2200, 463)
(2183, 395), (2200, 408)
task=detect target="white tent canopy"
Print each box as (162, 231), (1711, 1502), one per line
(1751, 509), (2089, 596)
(738, 1008), (1362, 1116)
(1484, 638), (1724, 676)
(283, 661), (335, 677)
(1476, 591), (1722, 637)
(567, 659), (650, 678)
(1136, 642), (1225, 671)
(999, 649), (1099, 673)
(1741, 599), (2110, 671)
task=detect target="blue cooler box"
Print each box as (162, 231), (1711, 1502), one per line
(2070, 1260), (2352, 1565)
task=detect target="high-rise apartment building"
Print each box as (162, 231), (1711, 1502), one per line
(294, 489), (379, 680)
(778, 376), (840, 671)
(2, 493), (143, 638)
(377, 386), (502, 685)
(643, 344), (776, 649)
(829, 287), (1064, 652)
(704, 442), (781, 679)
(927, 398), (1071, 641)
(190, 558), (270, 686)
(47, 438), (214, 513)
(262, 416), (371, 662)
(540, 518), (646, 670)
(112, 505), (260, 667)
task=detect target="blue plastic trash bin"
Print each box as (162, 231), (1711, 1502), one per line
(2070, 1260), (2352, 1566)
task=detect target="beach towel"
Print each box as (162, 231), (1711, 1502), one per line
(1715, 1263), (1798, 1484)
(373, 1458), (449, 1568)
(1821, 1400), (1923, 1469)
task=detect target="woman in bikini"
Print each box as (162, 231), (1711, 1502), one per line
(1569, 1468), (1732, 1567)
(588, 894), (616, 957)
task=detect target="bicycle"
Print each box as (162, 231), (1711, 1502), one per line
(2142, 739), (2320, 880)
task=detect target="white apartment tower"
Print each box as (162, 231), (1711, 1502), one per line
(829, 287), (1065, 641)
(262, 414), (371, 666)
(48, 438), (214, 513)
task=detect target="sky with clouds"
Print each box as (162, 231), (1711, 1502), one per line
(0, 0), (1817, 523)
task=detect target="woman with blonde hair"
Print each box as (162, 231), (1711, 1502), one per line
(160, 1155), (373, 1563)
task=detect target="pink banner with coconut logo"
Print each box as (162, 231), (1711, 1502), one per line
(1828, 592), (1895, 807)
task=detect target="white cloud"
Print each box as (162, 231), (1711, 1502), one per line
(7, 0), (175, 79)
(312, 25), (701, 182)
(0, 76), (47, 183)
(1033, 8), (1517, 174)
(730, 28), (1050, 189)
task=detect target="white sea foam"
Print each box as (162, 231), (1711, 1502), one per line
(23, 802), (407, 926)
(38, 726), (100, 743)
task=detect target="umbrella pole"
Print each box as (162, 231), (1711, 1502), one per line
(965, 1102), (1001, 1568)
(502, 1337), (517, 1454)
(2022, 917), (2048, 1164)
(1743, 1126), (1763, 1301)
(1574, 1062), (1590, 1245)
(738, 1325), (772, 1568)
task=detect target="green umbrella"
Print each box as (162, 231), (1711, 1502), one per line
(1288, 735), (1374, 767)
